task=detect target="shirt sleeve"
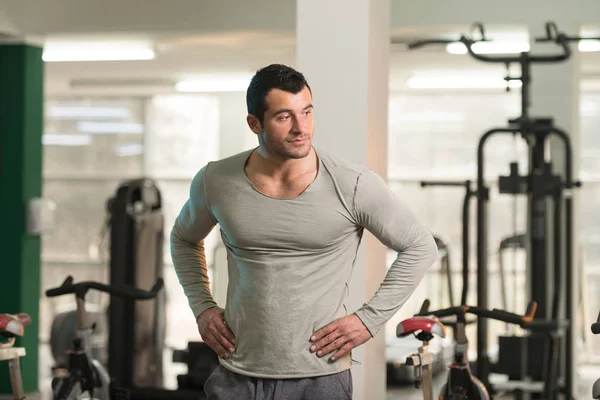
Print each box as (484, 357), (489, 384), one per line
(170, 164), (219, 320)
(351, 169), (438, 337)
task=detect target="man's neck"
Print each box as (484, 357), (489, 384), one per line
(250, 146), (318, 181)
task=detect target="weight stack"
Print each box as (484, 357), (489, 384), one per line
(107, 178), (166, 389)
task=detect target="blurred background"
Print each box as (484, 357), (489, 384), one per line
(1, 1), (599, 399)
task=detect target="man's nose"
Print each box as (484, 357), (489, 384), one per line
(292, 115), (307, 132)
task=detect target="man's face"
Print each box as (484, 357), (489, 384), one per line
(249, 86), (314, 160)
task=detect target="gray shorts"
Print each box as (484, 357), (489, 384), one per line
(204, 365), (353, 400)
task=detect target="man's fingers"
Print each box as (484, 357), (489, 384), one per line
(205, 335), (230, 358)
(311, 321), (337, 343)
(210, 319), (236, 353)
(329, 342), (355, 362)
(315, 336), (349, 357)
(215, 331), (236, 353)
(215, 317), (236, 345)
(310, 330), (343, 354)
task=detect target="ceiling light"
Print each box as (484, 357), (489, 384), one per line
(115, 144), (144, 157)
(392, 111), (465, 122)
(42, 134), (92, 146)
(447, 41), (530, 55)
(77, 122), (144, 134)
(407, 76), (523, 89)
(46, 106), (131, 119)
(176, 74), (253, 92)
(579, 40), (600, 52)
(43, 40), (155, 62)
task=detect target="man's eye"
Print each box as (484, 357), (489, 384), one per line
(278, 115), (290, 121)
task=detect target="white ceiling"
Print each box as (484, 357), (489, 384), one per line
(42, 25), (600, 96)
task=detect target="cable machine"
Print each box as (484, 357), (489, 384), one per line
(408, 21), (598, 399)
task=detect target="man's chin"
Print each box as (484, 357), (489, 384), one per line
(289, 148), (312, 159)
(281, 143), (312, 159)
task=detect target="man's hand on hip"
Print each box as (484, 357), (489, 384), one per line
(197, 306), (236, 359)
(309, 313), (372, 362)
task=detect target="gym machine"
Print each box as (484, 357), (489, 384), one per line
(408, 21), (598, 399)
(432, 235), (455, 307)
(399, 299), (539, 400)
(105, 179), (207, 399)
(106, 178), (167, 392)
(0, 313), (31, 400)
(420, 180), (475, 307)
(172, 342), (219, 391)
(591, 313), (600, 399)
(496, 233), (527, 318)
(45, 276), (164, 400)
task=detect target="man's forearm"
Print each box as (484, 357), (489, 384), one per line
(354, 229), (437, 337)
(171, 231), (217, 319)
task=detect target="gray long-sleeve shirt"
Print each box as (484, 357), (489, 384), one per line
(171, 147), (437, 379)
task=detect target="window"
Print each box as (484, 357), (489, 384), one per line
(385, 91), (530, 348)
(41, 94), (221, 390)
(385, 90), (600, 361)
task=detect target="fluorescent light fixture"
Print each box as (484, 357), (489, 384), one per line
(447, 41), (530, 55)
(582, 79), (600, 91)
(407, 76), (523, 89)
(176, 74), (253, 92)
(115, 144), (144, 157)
(43, 40), (155, 62)
(43, 134), (92, 146)
(77, 122), (144, 134)
(392, 111), (465, 122)
(580, 101), (597, 117)
(47, 106), (131, 120)
(579, 40), (600, 52)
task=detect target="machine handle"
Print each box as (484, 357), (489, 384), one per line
(469, 301), (537, 325)
(407, 22), (487, 50)
(416, 305), (464, 319)
(592, 311), (600, 334)
(420, 180), (471, 188)
(416, 301), (537, 327)
(45, 276), (75, 297)
(407, 38), (456, 49)
(419, 299), (431, 314)
(46, 275), (164, 300)
(459, 22), (570, 64)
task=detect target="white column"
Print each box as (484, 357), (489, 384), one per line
(296, 1), (390, 399)
(528, 19), (581, 394)
(218, 91), (257, 158)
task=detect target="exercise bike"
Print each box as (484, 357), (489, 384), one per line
(45, 276), (164, 400)
(0, 313), (31, 400)
(592, 312), (600, 399)
(397, 299), (538, 400)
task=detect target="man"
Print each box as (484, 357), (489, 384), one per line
(171, 64), (438, 400)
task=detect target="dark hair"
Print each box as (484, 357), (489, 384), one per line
(246, 64), (311, 125)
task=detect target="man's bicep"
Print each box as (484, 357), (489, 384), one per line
(172, 200), (216, 244)
(172, 166), (218, 244)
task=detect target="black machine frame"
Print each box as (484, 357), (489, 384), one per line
(409, 21), (598, 399)
(107, 178), (166, 391)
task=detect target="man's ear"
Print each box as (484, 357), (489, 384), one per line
(246, 114), (263, 135)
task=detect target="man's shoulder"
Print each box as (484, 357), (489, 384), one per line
(316, 147), (370, 179)
(204, 148), (254, 178)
